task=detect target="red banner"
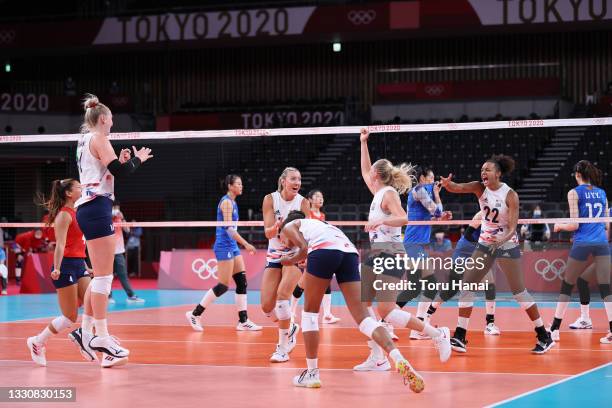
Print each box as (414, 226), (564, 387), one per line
(377, 78), (561, 101)
(1, 1), (610, 51)
(20, 253), (55, 294)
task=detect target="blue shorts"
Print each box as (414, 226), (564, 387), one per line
(307, 249), (360, 284)
(569, 242), (611, 261)
(403, 243), (428, 260)
(76, 196), (114, 240)
(214, 246), (241, 261)
(52, 258), (90, 289)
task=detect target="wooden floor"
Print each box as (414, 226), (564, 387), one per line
(0, 297), (610, 408)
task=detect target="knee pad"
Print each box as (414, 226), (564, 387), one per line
(0, 264), (7, 279)
(422, 275), (438, 300)
(560, 280), (574, 296)
(90, 275), (113, 295)
(51, 315), (74, 332)
(384, 308), (411, 328)
(275, 299), (291, 321)
(232, 272), (247, 295)
(577, 277), (591, 304)
(301, 311), (319, 332)
(292, 285), (304, 299)
(513, 289), (535, 310)
(485, 283), (496, 301)
(359, 316), (382, 338)
(599, 284), (610, 300)
(212, 283), (229, 297)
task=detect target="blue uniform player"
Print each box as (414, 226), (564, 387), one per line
(399, 166), (451, 340)
(187, 175), (262, 332)
(551, 160), (611, 344)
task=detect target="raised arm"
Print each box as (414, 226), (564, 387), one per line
(440, 173), (484, 197)
(360, 128), (375, 195)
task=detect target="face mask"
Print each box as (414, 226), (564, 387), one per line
(533, 211), (541, 217)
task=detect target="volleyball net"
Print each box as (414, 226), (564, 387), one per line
(0, 117), (611, 301)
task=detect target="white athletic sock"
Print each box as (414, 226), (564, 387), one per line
(422, 323), (441, 338)
(367, 306), (377, 320)
(486, 301), (495, 315)
(554, 301), (569, 320)
(458, 316), (470, 330)
(94, 319), (109, 337)
(416, 301), (430, 320)
(431, 301), (442, 309)
(199, 289), (218, 309)
(322, 294), (332, 317)
(36, 327), (53, 344)
(306, 358), (318, 370)
(368, 340), (385, 360)
(388, 349), (404, 365)
(81, 314), (94, 333)
(279, 328), (289, 349)
(235, 294), (247, 312)
(580, 304), (590, 319)
(533, 317), (544, 328)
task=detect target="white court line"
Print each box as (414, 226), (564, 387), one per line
(1, 336), (610, 352)
(0, 359), (572, 377)
(486, 362), (611, 407)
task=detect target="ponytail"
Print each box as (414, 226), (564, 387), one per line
(574, 160), (602, 186)
(36, 179), (77, 225)
(80, 93), (111, 134)
(372, 159), (415, 195)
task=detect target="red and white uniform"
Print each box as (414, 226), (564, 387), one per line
(76, 132), (115, 207)
(59, 207), (86, 258)
(478, 183), (519, 247)
(289, 219), (358, 255)
(266, 191), (305, 263)
(309, 210), (325, 221)
(368, 186), (402, 243)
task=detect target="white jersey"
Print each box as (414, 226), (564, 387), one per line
(368, 186), (402, 243)
(478, 183), (519, 246)
(292, 219), (358, 255)
(266, 191), (305, 263)
(75, 133), (114, 207)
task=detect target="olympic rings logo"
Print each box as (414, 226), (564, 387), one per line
(424, 85), (445, 96)
(347, 10), (377, 25)
(534, 258), (566, 282)
(191, 258), (218, 280)
(0, 30), (16, 44)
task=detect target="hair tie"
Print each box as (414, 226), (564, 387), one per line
(88, 102), (98, 109)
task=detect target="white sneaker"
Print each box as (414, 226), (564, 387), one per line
(236, 319), (262, 331)
(293, 369), (322, 388)
(396, 359), (425, 393)
(1, 290), (7, 295)
(26, 336), (46, 366)
(68, 328), (99, 362)
(186, 311), (203, 332)
(600, 332), (612, 344)
(270, 344), (289, 363)
(322, 314), (341, 324)
(286, 322), (300, 353)
(353, 352), (391, 371)
(410, 329), (431, 340)
(126, 296), (145, 304)
(432, 327), (451, 363)
(550, 328), (560, 342)
(569, 317), (592, 329)
(101, 353), (129, 368)
(108, 297), (116, 305)
(484, 322), (501, 335)
(89, 335), (129, 358)
(382, 321), (399, 341)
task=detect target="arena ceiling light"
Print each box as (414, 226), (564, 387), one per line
(332, 42), (341, 52)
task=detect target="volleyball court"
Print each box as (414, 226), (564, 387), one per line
(0, 117), (611, 407)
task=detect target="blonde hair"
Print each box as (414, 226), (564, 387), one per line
(277, 167), (300, 192)
(80, 93), (111, 133)
(372, 159), (415, 194)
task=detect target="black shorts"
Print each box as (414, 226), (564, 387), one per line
(307, 250), (360, 284)
(52, 258), (90, 289)
(76, 196), (114, 240)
